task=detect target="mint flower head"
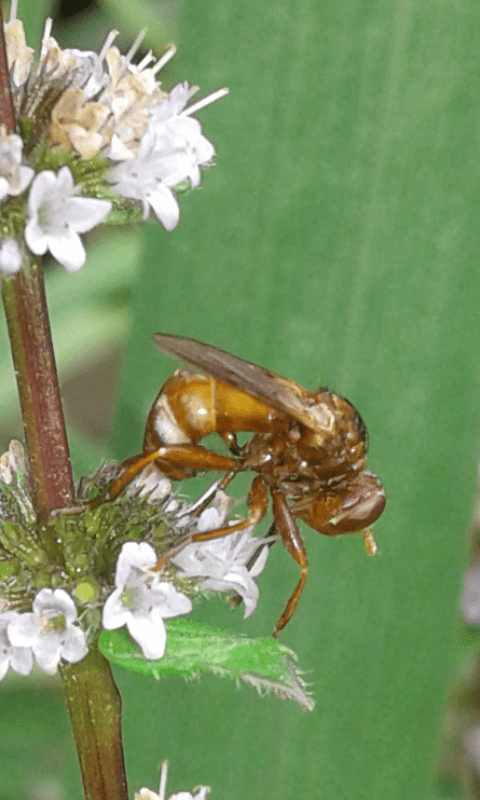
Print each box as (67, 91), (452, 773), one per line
(0, 8), (229, 272)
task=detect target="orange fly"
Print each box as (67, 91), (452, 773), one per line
(108, 334), (386, 636)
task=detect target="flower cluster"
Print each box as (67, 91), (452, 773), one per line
(101, 484), (274, 660)
(0, 7), (228, 272)
(0, 443), (273, 679)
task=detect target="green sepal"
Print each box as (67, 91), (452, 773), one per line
(99, 618), (314, 711)
(0, 522), (48, 567)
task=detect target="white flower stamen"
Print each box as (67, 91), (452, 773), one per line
(184, 87), (230, 117)
(123, 28), (148, 72)
(97, 29), (120, 63)
(151, 45), (177, 76)
(9, 0), (18, 22)
(135, 760), (210, 800)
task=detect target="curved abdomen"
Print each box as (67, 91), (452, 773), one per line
(143, 369), (284, 452)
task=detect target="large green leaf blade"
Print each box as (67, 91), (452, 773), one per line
(111, 2), (480, 799)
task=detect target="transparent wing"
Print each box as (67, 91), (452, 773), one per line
(153, 333), (324, 432)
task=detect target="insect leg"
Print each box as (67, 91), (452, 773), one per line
(154, 475), (268, 570)
(107, 445), (239, 501)
(190, 474), (268, 542)
(270, 489), (308, 638)
(219, 431), (241, 455)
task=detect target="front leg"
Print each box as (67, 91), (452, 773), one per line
(271, 489), (308, 637)
(107, 445), (239, 501)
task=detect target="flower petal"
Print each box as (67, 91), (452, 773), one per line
(7, 612), (41, 647)
(126, 608), (167, 659)
(62, 197), (112, 233)
(61, 625), (88, 663)
(32, 635), (63, 674)
(147, 185), (180, 230)
(115, 541), (157, 586)
(33, 588), (78, 623)
(102, 588), (131, 629)
(48, 228), (86, 271)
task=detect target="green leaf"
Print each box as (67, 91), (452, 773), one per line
(99, 618), (313, 711)
(109, 0), (480, 797)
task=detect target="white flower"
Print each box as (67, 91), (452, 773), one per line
(24, 167), (112, 271)
(0, 239), (21, 273)
(107, 82), (227, 230)
(172, 523), (274, 619)
(63, 48), (109, 98)
(2, 13), (228, 260)
(106, 124), (180, 230)
(135, 761), (210, 800)
(464, 725), (480, 775)
(103, 542), (192, 659)
(136, 785), (209, 800)
(4, 18), (34, 87)
(0, 440), (26, 484)
(462, 564), (480, 624)
(0, 611), (33, 679)
(7, 588), (88, 674)
(0, 131), (34, 201)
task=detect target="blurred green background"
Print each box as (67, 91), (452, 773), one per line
(2, 0), (480, 798)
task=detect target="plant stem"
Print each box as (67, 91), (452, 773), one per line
(2, 259), (75, 525)
(0, 3), (74, 521)
(60, 645), (129, 800)
(0, 13), (129, 799)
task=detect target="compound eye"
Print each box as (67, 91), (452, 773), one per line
(332, 473), (385, 532)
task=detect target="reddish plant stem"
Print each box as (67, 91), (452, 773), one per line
(0, 4), (74, 518)
(2, 259), (75, 518)
(60, 647), (129, 800)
